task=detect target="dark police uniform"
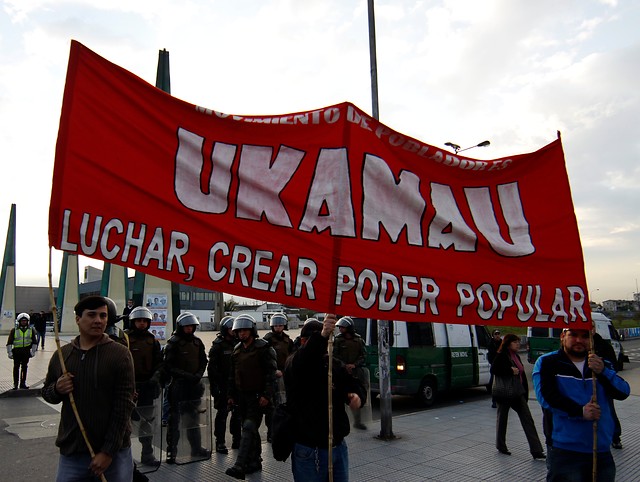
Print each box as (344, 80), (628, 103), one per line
(163, 330), (208, 462)
(126, 326), (163, 464)
(228, 338), (277, 474)
(208, 333), (241, 451)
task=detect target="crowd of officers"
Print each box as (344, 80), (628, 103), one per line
(110, 304), (367, 480)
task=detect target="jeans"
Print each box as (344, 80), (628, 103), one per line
(56, 447), (133, 482)
(547, 446), (615, 482)
(36, 329), (46, 348)
(291, 440), (349, 482)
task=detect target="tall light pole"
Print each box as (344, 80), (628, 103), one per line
(367, 0), (394, 441)
(445, 140), (491, 154)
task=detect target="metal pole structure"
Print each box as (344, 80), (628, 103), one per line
(368, 0), (394, 440)
(367, 0), (379, 120)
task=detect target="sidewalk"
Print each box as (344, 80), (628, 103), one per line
(2, 335), (640, 481)
(1, 385), (640, 480)
(0, 335), (75, 394)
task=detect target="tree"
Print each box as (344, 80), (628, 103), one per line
(224, 297), (238, 313)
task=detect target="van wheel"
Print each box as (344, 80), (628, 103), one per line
(416, 378), (436, 407)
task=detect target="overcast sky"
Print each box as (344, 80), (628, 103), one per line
(0, 0), (638, 304)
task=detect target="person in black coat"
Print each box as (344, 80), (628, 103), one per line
(487, 329), (502, 408)
(284, 315), (366, 482)
(490, 333), (545, 459)
(593, 332), (623, 449)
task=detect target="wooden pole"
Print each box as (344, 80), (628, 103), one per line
(48, 248), (107, 482)
(589, 328), (597, 482)
(328, 329), (334, 482)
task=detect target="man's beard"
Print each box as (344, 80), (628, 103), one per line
(565, 346), (588, 359)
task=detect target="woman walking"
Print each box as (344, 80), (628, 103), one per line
(491, 333), (545, 459)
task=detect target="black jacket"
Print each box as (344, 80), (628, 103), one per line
(284, 333), (366, 448)
(491, 350), (529, 395)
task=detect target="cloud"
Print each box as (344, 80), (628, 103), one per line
(0, 0), (638, 301)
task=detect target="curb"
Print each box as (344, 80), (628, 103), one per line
(0, 381), (44, 399)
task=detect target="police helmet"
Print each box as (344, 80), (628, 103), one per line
(232, 314), (258, 337)
(16, 312), (30, 323)
(220, 315), (235, 337)
(177, 312), (200, 328)
(104, 297), (119, 326)
(336, 316), (354, 333)
(129, 306), (152, 329)
(270, 313), (288, 328)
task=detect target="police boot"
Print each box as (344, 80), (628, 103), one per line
(140, 446), (160, 467)
(166, 452), (176, 464)
(225, 465), (245, 480)
(215, 440), (229, 454)
(19, 369), (29, 389)
(353, 409), (367, 430)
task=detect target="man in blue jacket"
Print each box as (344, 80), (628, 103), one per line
(533, 327), (630, 481)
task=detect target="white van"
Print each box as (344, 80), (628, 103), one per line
(527, 312), (627, 370)
(353, 318), (492, 406)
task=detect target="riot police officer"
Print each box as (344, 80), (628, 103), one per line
(126, 306), (163, 466)
(263, 313), (294, 441)
(225, 314), (277, 480)
(104, 297), (129, 347)
(163, 312), (210, 464)
(333, 316), (368, 430)
(207, 315), (241, 454)
(6, 313), (37, 389)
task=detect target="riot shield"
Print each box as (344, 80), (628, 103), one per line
(347, 367), (372, 428)
(130, 381), (163, 474)
(164, 377), (212, 465)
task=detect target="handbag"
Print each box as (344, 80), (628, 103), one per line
(271, 402), (295, 462)
(492, 374), (525, 400)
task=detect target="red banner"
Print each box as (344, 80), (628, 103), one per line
(49, 41), (591, 328)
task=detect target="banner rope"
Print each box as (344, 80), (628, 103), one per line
(48, 248), (107, 482)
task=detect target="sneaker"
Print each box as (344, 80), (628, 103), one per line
(612, 441), (623, 449)
(166, 455), (175, 464)
(215, 443), (229, 454)
(491, 402), (497, 408)
(161, 420), (168, 427)
(532, 452), (546, 459)
(225, 465), (245, 480)
(12, 386), (18, 391)
(19, 384), (29, 389)
(353, 422), (367, 430)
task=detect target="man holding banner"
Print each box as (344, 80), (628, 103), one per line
(533, 327), (630, 481)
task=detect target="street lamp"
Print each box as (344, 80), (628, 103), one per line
(445, 140), (491, 154)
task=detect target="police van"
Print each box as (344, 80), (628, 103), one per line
(353, 318), (492, 407)
(526, 312), (627, 370)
